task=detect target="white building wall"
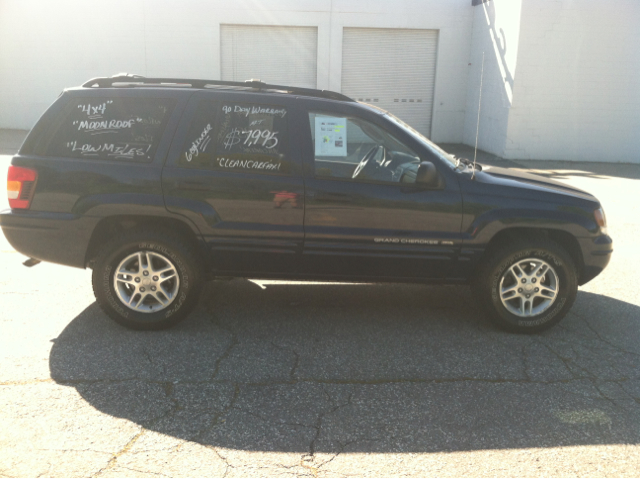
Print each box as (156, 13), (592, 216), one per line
(0, 0), (474, 143)
(463, 0), (523, 156)
(0, 1), (149, 131)
(504, 0), (640, 163)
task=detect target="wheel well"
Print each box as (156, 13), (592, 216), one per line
(483, 228), (584, 277)
(85, 215), (203, 268)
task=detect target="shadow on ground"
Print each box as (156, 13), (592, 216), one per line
(49, 280), (640, 454)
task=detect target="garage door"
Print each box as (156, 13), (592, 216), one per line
(342, 28), (438, 137)
(221, 25), (318, 88)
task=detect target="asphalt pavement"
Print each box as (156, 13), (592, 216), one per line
(1, 132), (640, 477)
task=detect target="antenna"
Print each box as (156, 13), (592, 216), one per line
(472, 51), (485, 180)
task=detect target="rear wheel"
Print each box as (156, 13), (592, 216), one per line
(92, 228), (203, 330)
(474, 238), (578, 333)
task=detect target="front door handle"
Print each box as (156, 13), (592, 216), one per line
(309, 192), (353, 203)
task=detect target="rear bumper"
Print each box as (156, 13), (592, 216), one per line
(0, 209), (97, 268)
(577, 234), (613, 285)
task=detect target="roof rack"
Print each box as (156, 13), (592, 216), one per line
(82, 73), (354, 102)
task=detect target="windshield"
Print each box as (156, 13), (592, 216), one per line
(384, 112), (458, 168)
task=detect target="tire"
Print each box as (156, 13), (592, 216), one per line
(473, 238), (578, 333)
(91, 228), (203, 330)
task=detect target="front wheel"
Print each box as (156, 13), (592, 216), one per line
(92, 228), (203, 330)
(473, 238), (578, 333)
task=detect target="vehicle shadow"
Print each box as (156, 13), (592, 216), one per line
(49, 279), (640, 453)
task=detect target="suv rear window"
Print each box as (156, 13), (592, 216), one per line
(39, 97), (174, 162)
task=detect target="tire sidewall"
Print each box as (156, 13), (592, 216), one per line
(94, 235), (197, 329)
(486, 245), (576, 332)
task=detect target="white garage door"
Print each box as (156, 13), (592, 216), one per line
(221, 25), (318, 88)
(342, 28), (438, 137)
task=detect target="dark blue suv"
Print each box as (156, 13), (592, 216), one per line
(1, 75), (613, 333)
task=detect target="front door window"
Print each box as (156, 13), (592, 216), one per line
(308, 112), (420, 184)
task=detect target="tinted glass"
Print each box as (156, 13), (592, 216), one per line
(308, 112), (420, 184)
(179, 101), (291, 175)
(44, 97), (174, 162)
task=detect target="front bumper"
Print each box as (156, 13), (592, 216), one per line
(577, 234), (613, 285)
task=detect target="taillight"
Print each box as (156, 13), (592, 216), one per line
(7, 166), (38, 209)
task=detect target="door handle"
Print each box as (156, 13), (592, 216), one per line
(310, 192), (353, 203)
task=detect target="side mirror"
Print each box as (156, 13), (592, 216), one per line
(416, 161), (440, 187)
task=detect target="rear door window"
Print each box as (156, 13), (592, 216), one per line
(42, 97), (174, 162)
(177, 101), (292, 175)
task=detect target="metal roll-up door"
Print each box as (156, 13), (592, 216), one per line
(221, 25), (318, 88)
(342, 28), (438, 137)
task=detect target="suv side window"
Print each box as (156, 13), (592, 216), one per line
(308, 112), (420, 184)
(42, 97), (174, 162)
(178, 101), (291, 175)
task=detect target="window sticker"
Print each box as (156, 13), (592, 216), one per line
(314, 116), (347, 157)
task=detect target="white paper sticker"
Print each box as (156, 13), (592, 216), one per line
(314, 116), (347, 157)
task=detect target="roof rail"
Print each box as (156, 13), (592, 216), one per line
(81, 73), (354, 102)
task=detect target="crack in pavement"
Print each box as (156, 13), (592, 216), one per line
(0, 378), (53, 386)
(191, 383), (240, 444)
(7, 321), (640, 477)
(208, 447), (235, 478)
(534, 338), (591, 380)
(36, 465), (52, 479)
(271, 341), (301, 383)
(116, 466), (172, 478)
(301, 438), (355, 477)
(575, 311), (640, 359)
(590, 381), (627, 406)
(210, 334), (239, 382)
(203, 296), (241, 382)
(300, 387), (354, 476)
(91, 428), (146, 478)
(34, 447), (113, 454)
(314, 439), (357, 470)
(89, 377), (186, 478)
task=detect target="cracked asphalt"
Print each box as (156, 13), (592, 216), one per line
(1, 147), (640, 477)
